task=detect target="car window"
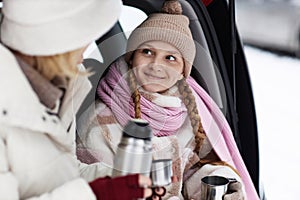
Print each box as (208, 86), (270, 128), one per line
(83, 6), (146, 63)
(0, 3), (2, 39)
(83, 42), (103, 62)
(0, 2), (3, 25)
(119, 6), (147, 38)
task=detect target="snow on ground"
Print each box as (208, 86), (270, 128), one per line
(244, 46), (300, 200)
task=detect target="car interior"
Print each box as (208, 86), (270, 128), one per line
(0, 0), (264, 199)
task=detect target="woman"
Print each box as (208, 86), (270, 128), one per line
(77, 0), (259, 199)
(0, 0), (153, 199)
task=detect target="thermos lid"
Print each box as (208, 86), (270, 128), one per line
(123, 119), (152, 140)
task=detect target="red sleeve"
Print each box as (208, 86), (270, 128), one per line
(89, 174), (144, 200)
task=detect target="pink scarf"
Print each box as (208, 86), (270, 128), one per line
(97, 58), (188, 137)
(187, 78), (259, 200)
(97, 57), (259, 200)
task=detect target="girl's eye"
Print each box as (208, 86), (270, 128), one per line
(166, 55), (176, 61)
(142, 49), (152, 55)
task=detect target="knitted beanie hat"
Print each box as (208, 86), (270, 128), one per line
(126, 0), (196, 77)
(0, 0), (122, 56)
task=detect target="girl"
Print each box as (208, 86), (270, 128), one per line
(0, 0), (153, 199)
(77, 0), (259, 199)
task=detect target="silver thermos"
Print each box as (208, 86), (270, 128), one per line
(112, 119), (153, 177)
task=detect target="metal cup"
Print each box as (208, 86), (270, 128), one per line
(150, 159), (172, 187)
(200, 175), (236, 200)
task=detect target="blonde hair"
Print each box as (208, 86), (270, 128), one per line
(14, 48), (93, 153)
(127, 69), (206, 154)
(33, 48), (86, 80)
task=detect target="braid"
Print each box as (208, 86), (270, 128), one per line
(127, 68), (142, 119)
(177, 78), (206, 154)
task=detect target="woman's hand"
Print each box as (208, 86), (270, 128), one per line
(89, 174), (152, 200)
(146, 171), (178, 200)
(138, 175), (153, 198)
(146, 187), (166, 200)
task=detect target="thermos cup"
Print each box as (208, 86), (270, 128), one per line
(200, 175), (237, 200)
(112, 119), (153, 177)
(150, 159), (173, 187)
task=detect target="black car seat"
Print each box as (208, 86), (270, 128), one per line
(77, 23), (127, 118)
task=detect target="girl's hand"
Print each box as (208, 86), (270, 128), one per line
(223, 181), (245, 200)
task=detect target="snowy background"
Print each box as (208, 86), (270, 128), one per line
(244, 46), (300, 200)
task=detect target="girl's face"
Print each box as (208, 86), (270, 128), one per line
(131, 41), (184, 93)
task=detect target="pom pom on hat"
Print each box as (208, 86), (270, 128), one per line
(161, 0), (183, 15)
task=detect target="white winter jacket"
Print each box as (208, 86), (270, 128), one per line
(0, 44), (109, 200)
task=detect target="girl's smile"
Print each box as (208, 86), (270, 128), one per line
(144, 72), (165, 80)
(131, 41), (184, 93)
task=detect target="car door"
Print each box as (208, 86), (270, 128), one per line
(187, 0), (262, 197)
(236, 0), (300, 53)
